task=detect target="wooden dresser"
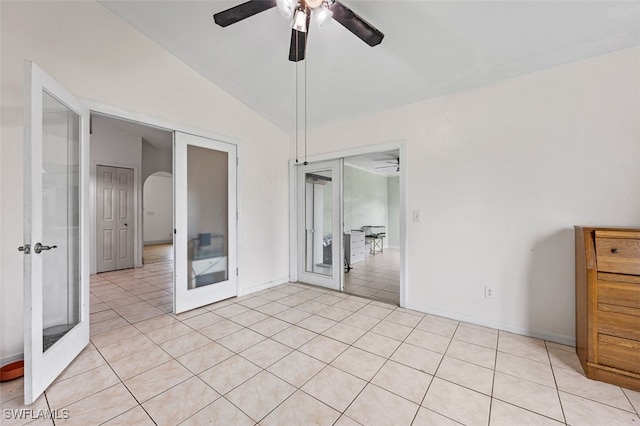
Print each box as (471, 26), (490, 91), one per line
(575, 226), (640, 391)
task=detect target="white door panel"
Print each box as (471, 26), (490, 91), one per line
(23, 61), (90, 405)
(296, 160), (343, 290)
(116, 168), (134, 269)
(97, 166), (116, 272)
(174, 132), (237, 313)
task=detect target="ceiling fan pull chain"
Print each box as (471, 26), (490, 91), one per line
(304, 35), (308, 166)
(295, 33), (298, 162)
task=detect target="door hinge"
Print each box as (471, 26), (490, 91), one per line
(236, 268), (239, 276)
(236, 212), (238, 221)
(236, 157), (239, 166)
(174, 229), (176, 234)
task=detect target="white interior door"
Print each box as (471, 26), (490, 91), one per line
(174, 132), (237, 313)
(22, 61), (90, 405)
(297, 160), (343, 290)
(96, 165), (134, 272)
(115, 168), (134, 269)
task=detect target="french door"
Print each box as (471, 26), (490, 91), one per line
(22, 62), (90, 404)
(174, 132), (237, 313)
(296, 160), (343, 290)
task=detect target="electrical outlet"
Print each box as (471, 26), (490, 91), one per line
(484, 286), (494, 299)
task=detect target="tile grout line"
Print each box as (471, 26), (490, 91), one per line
(89, 272), (181, 423)
(488, 330), (500, 425)
(544, 339), (568, 425)
(413, 320), (463, 425)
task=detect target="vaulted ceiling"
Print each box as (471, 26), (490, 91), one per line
(99, 1), (640, 132)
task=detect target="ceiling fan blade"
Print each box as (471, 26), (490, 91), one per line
(329, 1), (384, 47)
(213, 0), (277, 27)
(289, 14), (311, 62)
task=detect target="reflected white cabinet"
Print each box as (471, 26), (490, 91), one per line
(345, 231), (365, 265)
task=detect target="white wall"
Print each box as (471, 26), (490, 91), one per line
(142, 140), (171, 183)
(143, 173), (173, 244)
(0, 1), (290, 363)
(343, 165), (388, 237)
(295, 47), (640, 345)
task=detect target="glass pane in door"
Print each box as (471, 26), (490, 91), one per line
(187, 145), (229, 289)
(41, 91), (80, 352)
(304, 170), (333, 276)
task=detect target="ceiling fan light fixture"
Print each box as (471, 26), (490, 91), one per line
(292, 7), (309, 33)
(305, 0), (323, 8)
(316, 4), (333, 28)
(276, 0), (296, 19)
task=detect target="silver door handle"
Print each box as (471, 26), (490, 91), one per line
(34, 242), (57, 254)
(18, 244), (31, 254)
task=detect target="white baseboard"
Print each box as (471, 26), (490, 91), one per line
(238, 277), (290, 297)
(144, 240), (172, 246)
(405, 302), (576, 347)
(1, 353), (24, 367)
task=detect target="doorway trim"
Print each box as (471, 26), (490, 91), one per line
(289, 140), (408, 308)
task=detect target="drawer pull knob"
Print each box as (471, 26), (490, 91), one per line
(611, 248), (619, 254)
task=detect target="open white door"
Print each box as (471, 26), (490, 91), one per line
(296, 160), (343, 290)
(22, 62), (90, 404)
(174, 132), (237, 313)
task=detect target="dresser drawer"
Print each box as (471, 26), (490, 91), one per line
(598, 309), (640, 341)
(595, 232), (640, 275)
(350, 249), (365, 264)
(597, 334), (640, 375)
(597, 275), (640, 312)
(350, 234), (365, 248)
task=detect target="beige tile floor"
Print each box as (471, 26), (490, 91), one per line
(344, 248), (399, 305)
(2, 259), (640, 425)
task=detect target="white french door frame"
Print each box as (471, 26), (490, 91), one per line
(23, 61), (90, 405)
(173, 132), (238, 313)
(81, 102), (242, 313)
(295, 160), (344, 291)
(289, 141), (408, 307)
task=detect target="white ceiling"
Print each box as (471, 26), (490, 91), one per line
(98, 1), (640, 133)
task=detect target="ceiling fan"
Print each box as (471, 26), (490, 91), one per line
(213, 0), (384, 62)
(375, 158), (400, 172)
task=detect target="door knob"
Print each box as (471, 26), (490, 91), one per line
(124, 223), (128, 227)
(34, 242), (58, 254)
(18, 244), (31, 254)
